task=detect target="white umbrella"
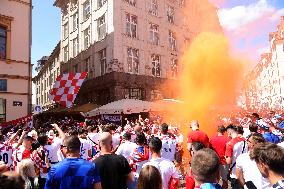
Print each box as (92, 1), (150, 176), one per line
(86, 99), (152, 116)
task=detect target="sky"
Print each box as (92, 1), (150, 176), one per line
(31, 0), (284, 76)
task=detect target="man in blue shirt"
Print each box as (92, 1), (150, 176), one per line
(45, 135), (102, 189)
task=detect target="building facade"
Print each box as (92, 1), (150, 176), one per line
(53, 0), (222, 106)
(0, 0), (32, 122)
(33, 42), (61, 111)
(245, 16), (284, 111)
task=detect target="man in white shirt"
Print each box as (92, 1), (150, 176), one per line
(143, 137), (179, 189)
(78, 129), (92, 160)
(44, 124), (65, 166)
(158, 123), (177, 162)
(115, 132), (137, 161)
(236, 133), (270, 189)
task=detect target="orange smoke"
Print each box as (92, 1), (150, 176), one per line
(176, 32), (244, 137)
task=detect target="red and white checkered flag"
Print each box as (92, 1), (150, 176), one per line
(49, 72), (87, 108)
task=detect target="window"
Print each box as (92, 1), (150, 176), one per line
(99, 48), (107, 75)
(97, 14), (106, 40)
(63, 22), (69, 39)
(57, 68), (60, 77)
(74, 64), (78, 73)
(171, 59), (178, 78)
(167, 5), (174, 24)
(98, 0), (107, 8)
(127, 47), (139, 74)
(63, 45), (69, 62)
(71, 0), (78, 10)
(53, 71), (56, 83)
(169, 30), (177, 51)
(73, 37), (79, 57)
(85, 57), (91, 76)
(126, 13), (137, 38)
(129, 88), (144, 99)
(83, 0), (91, 21)
(0, 79), (7, 91)
(49, 73), (53, 85)
(184, 38), (190, 49)
(0, 26), (7, 59)
(149, 23), (159, 45)
(0, 98), (6, 123)
(83, 26), (91, 50)
(150, 90), (162, 100)
(72, 12), (79, 31)
(149, 0), (158, 16)
(151, 54), (161, 77)
(125, 0), (136, 6)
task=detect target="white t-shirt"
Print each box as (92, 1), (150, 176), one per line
(79, 138), (92, 160)
(160, 135), (177, 162)
(230, 140), (248, 178)
(143, 158), (179, 189)
(0, 143), (13, 168)
(236, 153), (270, 189)
(278, 141), (284, 148)
(112, 133), (121, 147)
(115, 141), (137, 160)
(87, 133), (100, 146)
(45, 137), (62, 163)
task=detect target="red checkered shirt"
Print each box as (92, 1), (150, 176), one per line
(32, 146), (49, 178)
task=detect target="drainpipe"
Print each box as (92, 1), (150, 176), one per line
(28, 0), (33, 114)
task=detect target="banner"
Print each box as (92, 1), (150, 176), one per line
(0, 115), (33, 128)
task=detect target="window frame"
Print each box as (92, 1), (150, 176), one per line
(149, 0), (158, 16)
(149, 23), (159, 45)
(0, 79), (7, 91)
(0, 98), (6, 123)
(126, 13), (137, 38)
(0, 26), (7, 60)
(151, 54), (161, 77)
(83, 0), (91, 21)
(97, 14), (106, 40)
(100, 48), (107, 75)
(127, 47), (139, 74)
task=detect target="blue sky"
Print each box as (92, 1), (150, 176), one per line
(31, 0), (60, 76)
(31, 0), (284, 75)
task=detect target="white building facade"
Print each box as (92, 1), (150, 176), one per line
(54, 0), (222, 105)
(33, 42), (61, 111)
(245, 16), (284, 111)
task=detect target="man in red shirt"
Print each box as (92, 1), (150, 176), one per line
(225, 124), (246, 189)
(187, 120), (209, 152)
(210, 126), (230, 189)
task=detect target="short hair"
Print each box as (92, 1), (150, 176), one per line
(136, 132), (146, 145)
(0, 172), (25, 189)
(249, 123), (258, 133)
(192, 142), (205, 151)
(160, 123), (168, 134)
(63, 135), (81, 152)
(149, 137), (162, 153)
(247, 133), (266, 144)
(122, 132), (131, 141)
(137, 165), (162, 189)
(37, 133), (48, 146)
(250, 142), (284, 175)
(226, 124), (238, 132)
(252, 113), (260, 119)
(236, 126), (244, 135)
(217, 125), (226, 134)
(191, 148), (220, 183)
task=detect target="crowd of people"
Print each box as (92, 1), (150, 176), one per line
(0, 111), (283, 189)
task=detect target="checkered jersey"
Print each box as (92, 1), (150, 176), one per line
(45, 158), (101, 189)
(0, 142), (13, 170)
(49, 72), (87, 108)
(32, 146), (49, 178)
(159, 134), (177, 162)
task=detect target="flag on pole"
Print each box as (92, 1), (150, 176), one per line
(49, 72), (88, 108)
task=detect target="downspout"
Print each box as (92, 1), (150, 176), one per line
(28, 0), (33, 114)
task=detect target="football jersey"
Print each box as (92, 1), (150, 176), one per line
(45, 137), (62, 164)
(12, 145), (31, 170)
(159, 134), (177, 161)
(79, 138), (92, 160)
(0, 143), (13, 169)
